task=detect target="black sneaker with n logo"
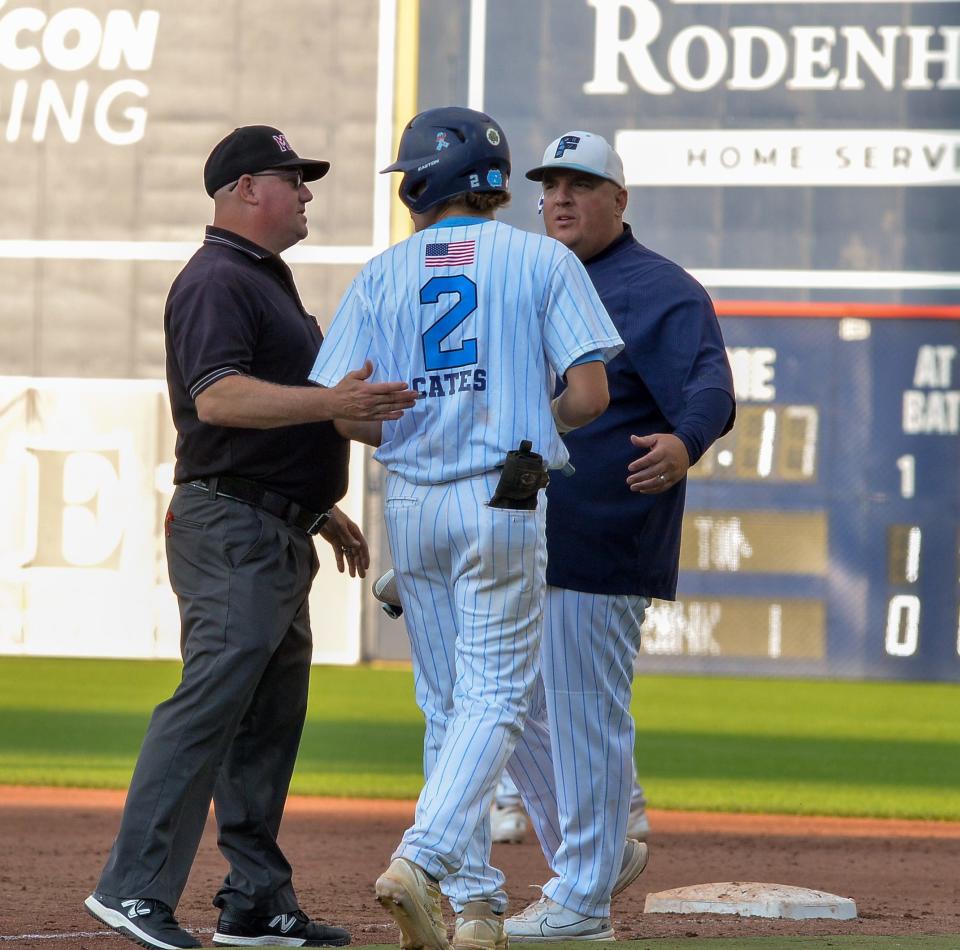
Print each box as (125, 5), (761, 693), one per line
(84, 892), (200, 950)
(213, 907), (350, 947)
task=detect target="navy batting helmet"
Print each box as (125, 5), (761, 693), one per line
(381, 106), (510, 214)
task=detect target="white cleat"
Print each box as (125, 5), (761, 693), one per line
(490, 802), (528, 844)
(611, 838), (649, 897)
(626, 803), (651, 842)
(504, 897), (613, 942)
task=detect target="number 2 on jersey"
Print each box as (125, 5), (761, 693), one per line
(420, 275), (478, 371)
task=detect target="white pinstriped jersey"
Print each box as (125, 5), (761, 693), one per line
(309, 217), (623, 483)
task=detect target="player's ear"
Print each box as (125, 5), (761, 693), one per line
(615, 187), (628, 217)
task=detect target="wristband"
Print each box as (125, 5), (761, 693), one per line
(551, 395), (576, 436)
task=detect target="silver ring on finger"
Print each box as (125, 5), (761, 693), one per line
(658, 473), (667, 482)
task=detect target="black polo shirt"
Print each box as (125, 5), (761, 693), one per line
(164, 226), (348, 514)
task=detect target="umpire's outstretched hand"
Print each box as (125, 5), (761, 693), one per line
(330, 360), (419, 421)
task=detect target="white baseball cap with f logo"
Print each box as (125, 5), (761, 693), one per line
(525, 130), (625, 188)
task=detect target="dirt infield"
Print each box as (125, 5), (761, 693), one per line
(2, 787), (959, 948)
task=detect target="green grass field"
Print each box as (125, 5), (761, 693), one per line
(0, 658), (958, 820)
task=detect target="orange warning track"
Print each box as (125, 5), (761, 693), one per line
(714, 300), (960, 319)
(4, 785), (958, 839)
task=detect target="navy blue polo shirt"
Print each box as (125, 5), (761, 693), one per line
(545, 225), (735, 599)
(164, 226), (348, 514)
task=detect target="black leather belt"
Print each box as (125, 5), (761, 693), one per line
(185, 476), (331, 535)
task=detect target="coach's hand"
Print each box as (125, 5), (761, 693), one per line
(329, 360), (419, 421)
(626, 433), (690, 493)
(319, 506), (370, 578)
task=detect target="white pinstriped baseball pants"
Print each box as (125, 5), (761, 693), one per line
(383, 470), (547, 912)
(444, 586), (648, 918)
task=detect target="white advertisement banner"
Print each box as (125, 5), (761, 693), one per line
(615, 129), (960, 186)
(0, 378), (363, 663)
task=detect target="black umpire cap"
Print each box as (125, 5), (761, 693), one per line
(203, 125), (330, 197)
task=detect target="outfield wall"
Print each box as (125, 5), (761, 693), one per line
(0, 0), (957, 679)
(376, 0), (960, 681)
(0, 0), (393, 663)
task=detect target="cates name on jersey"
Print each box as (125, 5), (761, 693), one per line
(413, 368), (487, 398)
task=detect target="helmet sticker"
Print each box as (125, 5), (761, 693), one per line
(486, 128), (501, 146)
(469, 173), (480, 188)
(487, 168), (503, 187)
(436, 130), (450, 151)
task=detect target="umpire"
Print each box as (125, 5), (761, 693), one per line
(84, 125), (417, 950)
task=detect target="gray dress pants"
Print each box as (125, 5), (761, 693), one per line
(97, 485), (319, 914)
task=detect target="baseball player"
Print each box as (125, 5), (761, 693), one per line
(309, 107), (622, 950)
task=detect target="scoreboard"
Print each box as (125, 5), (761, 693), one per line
(638, 305), (960, 682)
(363, 0), (960, 678)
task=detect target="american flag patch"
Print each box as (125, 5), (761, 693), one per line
(425, 240), (475, 267)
